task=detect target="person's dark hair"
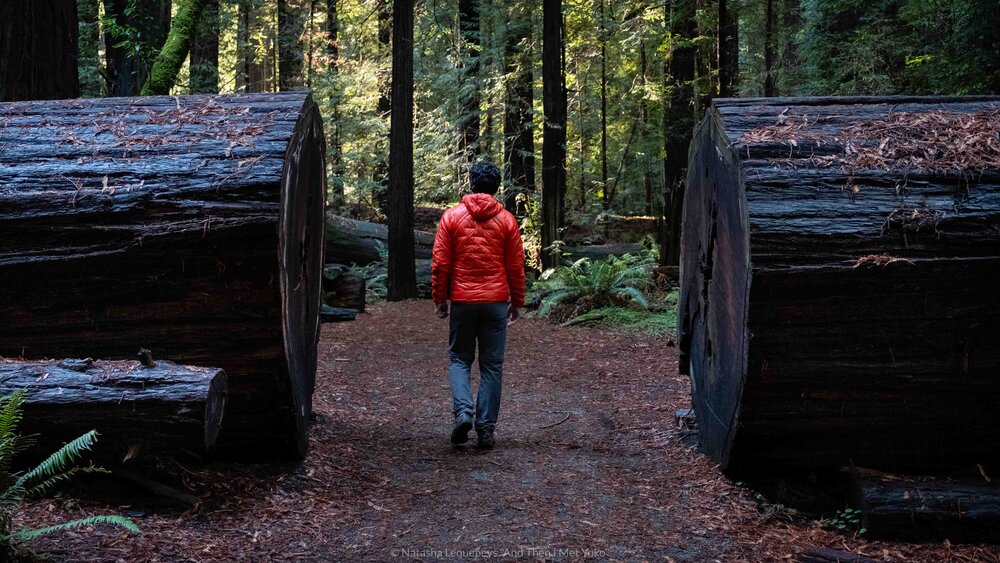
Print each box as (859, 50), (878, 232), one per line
(469, 162), (501, 195)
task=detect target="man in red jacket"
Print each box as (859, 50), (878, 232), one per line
(431, 162), (526, 450)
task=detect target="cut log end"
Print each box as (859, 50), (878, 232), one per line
(279, 95), (327, 457)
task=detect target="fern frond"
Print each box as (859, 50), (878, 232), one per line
(7, 514), (140, 542)
(538, 289), (574, 317)
(0, 391), (26, 444)
(615, 287), (651, 309)
(16, 430), (98, 490)
(26, 466), (109, 498)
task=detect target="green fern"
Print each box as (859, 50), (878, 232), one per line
(7, 515), (140, 542)
(0, 391), (139, 549)
(529, 251), (655, 317)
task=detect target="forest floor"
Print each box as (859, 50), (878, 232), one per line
(16, 300), (1000, 562)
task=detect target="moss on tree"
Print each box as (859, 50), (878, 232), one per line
(141, 0), (209, 96)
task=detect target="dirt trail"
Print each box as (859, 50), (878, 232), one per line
(17, 301), (1000, 561)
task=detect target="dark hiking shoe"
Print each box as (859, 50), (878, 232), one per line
(476, 428), (495, 450)
(451, 413), (473, 444)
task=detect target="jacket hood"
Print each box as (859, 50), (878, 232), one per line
(462, 193), (504, 221)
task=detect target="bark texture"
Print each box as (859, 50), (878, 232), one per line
(541, 0), (566, 269)
(3, 358), (226, 456)
(387, 0), (417, 300)
(0, 0), (80, 102)
(0, 92), (326, 459)
(852, 467), (1000, 543)
(680, 96), (1000, 476)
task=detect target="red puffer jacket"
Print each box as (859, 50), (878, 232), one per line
(432, 193), (526, 307)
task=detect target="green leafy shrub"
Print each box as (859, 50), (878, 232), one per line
(530, 252), (655, 319)
(0, 390), (139, 553)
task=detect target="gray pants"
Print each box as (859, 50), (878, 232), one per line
(448, 302), (508, 431)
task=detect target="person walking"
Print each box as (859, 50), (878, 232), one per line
(431, 162), (526, 450)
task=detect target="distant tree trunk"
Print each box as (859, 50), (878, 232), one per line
(718, 0), (739, 97)
(458, 0), (481, 161)
(0, 0), (80, 102)
(142, 0), (210, 95)
(238, 0), (271, 93)
(599, 0), (609, 211)
(104, 0), (171, 97)
(190, 0), (220, 93)
(78, 0), (103, 98)
(695, 0), (714, 114)
(662, 0), (697, 266)
(372, 1), (391, 215)
(327, 0), (345, 211)
(558, 12), (568, 230)
(781, 0), (800, 91)
(387, 0), (417, 301)
(763, 0), (776, 96)
(503, 10), (534, 218)
(641, 39), (653, 216)
(576, 53), (588, 210)
(278, 0), (306, 90)
(541, 0), (566, 269)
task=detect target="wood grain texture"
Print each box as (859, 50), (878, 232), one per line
(1, 358), (225, 456)
(0, 92), (326, 459)
(680, 96), (1000, 475)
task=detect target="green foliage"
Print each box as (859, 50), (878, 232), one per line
(564, 298), (678, 335)
(827, 507), (867, 536)
(0, 391), (139, 548)
(350, 241), (389, 302)
(142, 0), (210, 95)
(799, 0), (1000, 95)
(530, 251), (655, 318)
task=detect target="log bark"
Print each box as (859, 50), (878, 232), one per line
(323, 264), (366, 311)
(0, 0), (80, 102)
(0, 92), (326, 459)
(680, 96), (1000, 476)
(851, 467), (1000, 543)
(325, 213), (433, 265)
(2, 358), (226, 456)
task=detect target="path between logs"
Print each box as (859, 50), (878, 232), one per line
(15, 301), (1000, 561)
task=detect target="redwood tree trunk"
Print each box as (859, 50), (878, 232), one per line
(0, 93), (327, 460)
(327, 0), (345, 211)
(718, 0), (739, 97)
(542, 0), (566, 269)
(0, 0), (80, 102)
(662, 0), (697, 266)
(387, 0), (417, 300)
(458, 0), (481, 162)
(502, 8), (534, 218)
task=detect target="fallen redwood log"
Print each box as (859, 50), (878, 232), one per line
(850, 467), (1000, 543)
(0, 93), (326, 459)
(2, 358), (226, 456)
(679, 96), (1000, 476)
(326, 212), (434, 265)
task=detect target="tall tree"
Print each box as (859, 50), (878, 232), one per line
(387, 0), (417, 300)
(662, 0), (697, 266)
(763, 0), (776, 96)
(372, 0), (392, 214)
(458, 0), (481, 161)
(104, 0), (171, 97)
(599, 0), (609, 211)
(190, 0), (220, 93)
(0, 0), (80, 101)
(142, 0), (210, 95)
(502, 5), (534, 218)
(541, 0), (566, 269)
(718, 0), (739, 97)
(78, 0), (103, 98)
(278, 0), (306, 90)
(326, 0), (345, 211)
(237, 0), (275, 93)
